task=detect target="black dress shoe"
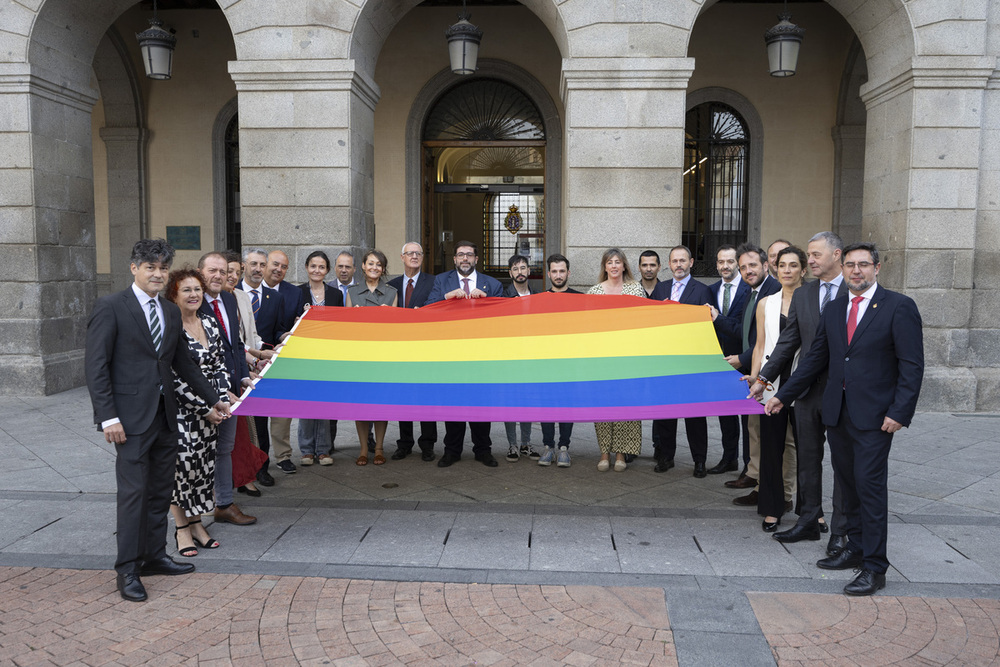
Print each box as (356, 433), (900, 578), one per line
(237, 485), (262, 497)
(140, 556), (195, 576)
(653, 459), (674, 473)
(421, 451), (436, 462)
(827, 533), (849, 557)
(116, 573), (147, 602)
(762, 518), (780, 532)
(732, 490), (758, 506)
(844, 569), (886, 596)
(391, 449), (411, 461)
(437, 453), (460, 468)
(707, 459), (738, 474)
(256, 470), (275, 487)
(773, 523), (821, 543)
(693, 462), (707, 478)
(817, 547), (863, 570)
(725, 475), (757, 489)
(623, 454), (636, 463)
(818, 521), (829, 534)
(475, 452), (499, 467)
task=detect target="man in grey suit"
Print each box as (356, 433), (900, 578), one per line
(86, 239), (231, 602)
(750, 231), (849, 554)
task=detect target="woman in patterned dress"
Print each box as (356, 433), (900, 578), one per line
(587, 249), (646, 472)
(166, 269), (231, 557)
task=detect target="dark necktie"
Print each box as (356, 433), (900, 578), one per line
(742, 289), (758, 349)
(462, 278), (470, 296)
(722, 283), (732, 315)
(250, 289), (260, 317)
(147, 300), (161, 352)
(847, 295), (864, 344)
(820, 282), (833, 314)
(211, 298), (229, 341)
(405, 278), (414, 308)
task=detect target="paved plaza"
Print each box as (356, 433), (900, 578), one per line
(1, 388), (999, 665)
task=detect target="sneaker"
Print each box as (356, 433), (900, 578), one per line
(318, 454), (334, 466)
(300, 455), (314, 466)
(537, 447), (555, 466)
(557, 446), (571, 468)
(525, 445), (541, 460)
(276, 459), (297, 474)
(506, 445), (520, 462)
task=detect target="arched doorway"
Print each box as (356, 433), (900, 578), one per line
(421, 78), (547, 279)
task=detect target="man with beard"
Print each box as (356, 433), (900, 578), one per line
(638, 250), (662, 297)
(765, 243), (923, 596)
(502, 254), (539, 461)
(427, 241), (503, 468)
(538, 253), (580, 468)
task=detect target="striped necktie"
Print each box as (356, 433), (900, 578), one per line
(147, 300), (162, 352)
(820, 282), (833, 315)
(251, 289), (260, 317)
(722, 283), (732, 315)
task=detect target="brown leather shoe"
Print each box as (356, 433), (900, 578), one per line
(732, 490), (758, 506)
(214, 503), (257, 526)
(724, 474), (757, 489)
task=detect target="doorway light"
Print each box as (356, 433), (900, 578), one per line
(764, 0), (804, 77)
(136, 0), (177, 80)
(445, 0), (483, 75)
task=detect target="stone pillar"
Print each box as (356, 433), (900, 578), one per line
(560, 57), (694, 281)
(0, 66), (99, 395)
(830, 124), (865, 244)
(860, 56), (994, 411)
(99, 126), (148, 292)
(228, 60), (380, 283)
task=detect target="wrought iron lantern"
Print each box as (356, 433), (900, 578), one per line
(764, 2), (805, 77)
(136, 0), (177, 80)
(445, 1), (483, 75)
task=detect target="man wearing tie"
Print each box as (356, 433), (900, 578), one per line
(649, 246), (714, 477)
(86, 239), (229, 602)
(331, 252), (357, 303)
(388, 242), (438, 462)
(427, 241), (504, 468)
(766, 242), (923, 596)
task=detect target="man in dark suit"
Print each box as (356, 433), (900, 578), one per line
(237, 247), (285, 487)
(750, 232), (848, 553)
(427, 240), (503, 468)
(649, 245), (714, 477)
(86, 239), (229, 602)
(197, 252), (257, 526)
(388, 242), (438, 462)
(707, 244), (751, 477)
(766, 242), (923, 596)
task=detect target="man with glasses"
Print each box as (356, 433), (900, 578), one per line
(502, 254), (539, 461)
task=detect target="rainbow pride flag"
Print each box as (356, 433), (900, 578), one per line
(232, 293), (765, 422)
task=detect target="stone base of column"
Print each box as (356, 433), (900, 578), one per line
(0, 351), (85, 396)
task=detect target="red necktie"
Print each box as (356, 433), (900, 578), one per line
(405, 278), (414, 308)
(211, 298), (229, 341)
(846, 295), (864, 344)
(462, 278), (470, 296)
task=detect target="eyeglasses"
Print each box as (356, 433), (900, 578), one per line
(403, 251), (423, 257)
(455, 252), (476, 258)
(843, 262), (874, 270)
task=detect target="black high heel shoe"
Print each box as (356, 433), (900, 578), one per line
(188, 517), (220, 549)
(237, 485), (262, 497)
(818, 520), (830, 534)
(174, 523), (198, 558)
(762, 517), (781, 533)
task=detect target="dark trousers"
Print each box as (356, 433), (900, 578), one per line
(740, 414), (751, 465)
(829, 401), (894, 574)
(792, 388), (846, 533)
(443, 422), (492, 458)
(397, 421), (438, 453)
(758, 407), (795, 518)
(115, 398), (176, 575)
(541, 422), (573, 448)
(718, 415), (741, 463)
(652, 417), (707, 464)
(253, 415), (271, 472)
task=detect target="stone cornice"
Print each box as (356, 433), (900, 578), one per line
(860, 56), (995, 107)
(0, 64), (99, 113)
(560, 57), (696, 101)
(228, 59), (381, 110)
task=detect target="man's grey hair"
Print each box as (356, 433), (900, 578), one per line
(808, 231), (844, 253)
(336, 251), (355, 262)
(401, 241), (423, 254)
(131, 238), (174, 267)
(243, 247), (268, 262)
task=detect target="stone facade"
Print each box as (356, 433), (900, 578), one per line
(0, 0), (997, 411)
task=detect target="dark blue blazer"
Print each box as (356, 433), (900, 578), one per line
(709, 279), (752, 355)
(238, 282), (285, 348)
(297, 282), (344, 308)
(270, 280), (307, 334)
(714, 274), (780, 369)
(388, 272), (435, 308)
(776, 285), (924, 431)
(426, 270), (504, 304)
(199, 290), (249, 395)
(649, 277), (712, 307)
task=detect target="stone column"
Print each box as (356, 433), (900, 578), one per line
(228, 59), (380, 283)
(560, 57), (694, 280)
(99, 126), (149, 292)
(830, 124), (865, 244)
(860, 56), (994, 412)
(0, 66), (99, 395)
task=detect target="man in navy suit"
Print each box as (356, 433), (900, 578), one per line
(388, 242), (438, 462)
(198, 252), (257, 526)
(238, 248), (285, 487)
(766, 242), (923, 596)
(707, 244), (751, 477)
(427, 241), (503, 468)
(649, 246), (714, 477)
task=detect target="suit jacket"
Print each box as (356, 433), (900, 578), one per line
(760, 279), (849, 397)
(268, 280), (307, 334)
(199, 291), (249, 395)
(709, 279), (752, 355)
(298, 282), (344, 309)
(648, 277), (712, 306)
(776, 285), (924, 430)
(502, 282), (539, 298)
(85, 288), (220, 435)
(388, 272), (434, 308)
(426, 270), (504, 303)
(238, 282), (285, 347)
(715, 275), (780, 369)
